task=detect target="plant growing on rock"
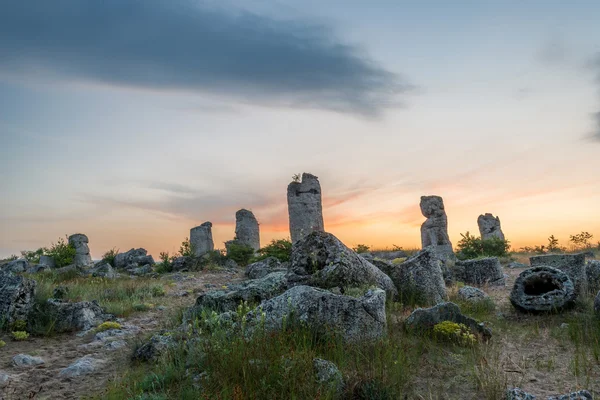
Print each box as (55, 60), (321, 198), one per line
(102, 247), (119, 266)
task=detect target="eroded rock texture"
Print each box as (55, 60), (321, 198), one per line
(420, 196), (453, 260)
(477, 213), (505, 241)
(287, 173), (324, 244)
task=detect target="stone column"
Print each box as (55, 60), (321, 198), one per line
(190, 222), (214, 257)
(68, 233), (92, 266)
(477, 213), (505, 241)
(420, 195), (454, 259)
(235, 209), (260, 251)
(287, 173), (324, 244)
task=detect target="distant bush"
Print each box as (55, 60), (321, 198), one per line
(226, 242), (254, 266)
(253, 239), (292, 263)
(3, 255), (18, 262)
(156, 252), (175, 274)
(456, 232), (510, 260)
(353, 244), (371, 254)
(570, 231), (594, 251)
(178, 237), (196, 257)
(45, 236), (76, 268)
(21, 248), (45, 264)
(102, 247), (119, 266)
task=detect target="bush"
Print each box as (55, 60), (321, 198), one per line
(96, 321), (122, 332)
(11, 331), (29, 341)
(353, 244), (371, 254)
(156, 252), (175, 274)
(178, 237), (196, 257)
(102, 247), (119, 266)
(456, 232), (510, 260)
(226, 242), (254, 266)
(432, 321), (475, 346)
(253, 239), (292, 262)
(21, 248), (45, 264)
(0, 340), (5, 348)
(45, 236), (76, 268)
(11, 320), (27, 332)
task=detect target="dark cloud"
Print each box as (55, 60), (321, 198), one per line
(0, 0), (410, 116)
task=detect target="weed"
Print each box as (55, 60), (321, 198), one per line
(11, 331), (29, 341)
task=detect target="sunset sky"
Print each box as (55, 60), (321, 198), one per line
(1, 0), (600, 259)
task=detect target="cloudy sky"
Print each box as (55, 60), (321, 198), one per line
(1, 0), (600, 259)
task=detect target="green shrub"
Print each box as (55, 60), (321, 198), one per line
(96, 321), (122, 332)
(353, 244), (371, 254)
(226, 242), (254, 266)
(20, 248), (45, 264)
(178, 237), (196, 257)
(0, 340), (5, 348)
(456, 232), (510, 260)
(46, 236), (76, 267)
(151, 285), (166, 297)
(156, 252), (174, 274)
(432, 321), (475, 346)
(253, 239), (292, 262)
(11, 320), (27, 332)
(133, 303), (155, 312)
(11, 331), (29, 341)
(102, 247), (119, 266)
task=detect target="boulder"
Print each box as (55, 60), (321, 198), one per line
(235, 209), (260, 252)
(477, 213), (505, 241)
(12, 354), (45, 368)
(114, 248), (154, 270)
(548, 390), (593, 400)
(190, 222), (214, 257)
(457, 286), (490, 303)
(193, 271), (288, 313)
(405, 302), (492, 340)
(68, 233), (93, 267)
(313, 358), (344, 394)
(0, 372), (10, 388)
(594, 290), (600, 316)
(130, 264), (153, 276)
(2, 259), (29, 273)
(529, 253), (587, 295)
(0, 270), (36, 325)
(453, 257), (505, 286)
(59, 355), (101, 378)
(46, 299), (113, 332)
(287, 231), (397, 299)
(420, 195), (454, 260)
(586, 260), (600, 292)
(38, 255), (56, 268)
(378, 248), (446, 306)
(510, 266), (575, 313)
(87, 261), (117, 279)
(133, 333), (175, 362)
(244, 285), (387, 343)
(26, 264), (51, 274)
(246, 257), (286, 279)
(287, 173), (325, 244)
(506, 388), (536, 400)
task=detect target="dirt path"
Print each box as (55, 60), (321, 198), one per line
(0, 270), (243, 400)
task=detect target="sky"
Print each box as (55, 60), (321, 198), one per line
(1, 0), (600, 259)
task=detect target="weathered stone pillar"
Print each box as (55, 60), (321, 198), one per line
(235, 209), (260, 251)
(420, 195), (453, 259)
(190, 222), (214, 257)
(68, 233), (92, 266)
(287, 173), (324, 244)
(477, 213), (505, 241)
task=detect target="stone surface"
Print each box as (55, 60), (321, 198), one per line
(246, 257), (286, 279)
(245, 285), (387, 343)
(0, 372), (10, 388)
(133, 334), (175, 362)
(506, 388), (536, 400)
(59, 356), (100, 378)
(510, 266), (576, 313)
(594, 290), (600, 316)
(235, 209), (260, 252)
(547, 390), (593, 400)
(363, 250), (408, 261)
(405, 302), (492, 340)
(2, 259), (29, 273)
(87, 261), (118, 279)
(420, 196), (454, 260)
(287, 173), (325, 244)
(378, 248), (446, 306)
(0, 270), (36, 325)
(508, 262), (529, 269)
(190, 222), (214, 257)
(313, 358), (344, 394)
(587, 260), (600, 292)
(288, 231), (397, 299)
(529, 253), (587, 295)
(130, 264), (153, 276)
(38, 255), (56, 268)
(457, 286), (490, 302)
(68, 233), (93, 267)
(46, 299), (113, 332)
(25, 264), (51, 274)
(193, 272), (288, 313)
(477, 213), (505, 241)
(114, 248), (154, 270)
(453, 257), (505, 286)
(12, 354), (45, 368)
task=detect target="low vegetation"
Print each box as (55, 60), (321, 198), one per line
(456, 232), (510, 260)
(19, 234), (76, 267)
(252, 238), (292, 263)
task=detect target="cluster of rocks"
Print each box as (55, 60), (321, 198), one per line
(113, 248), (155, 275)
(507, 388), (593, 400)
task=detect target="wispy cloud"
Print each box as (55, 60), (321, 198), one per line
(0, 0), (411, 117)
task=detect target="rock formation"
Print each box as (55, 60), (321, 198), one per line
(46, 299), (113, 332)
(510, 266), (575, 313)
(235, 209), (260, 251)
(405, 302), (491, 340)
(477, 213), (505, 240)
(453, 257), (505, 286)
(68, 233), (93, 266)
(190, 222), (214, 257)
(457, 286), (490, 303)
(420, 196), (453, 259)
(114, 248), (154, 272)
(0, 270), (36, 326)
(246, 257), (287, 279)
(529, 253), (587, 295)
(287, 173), (324, 244)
